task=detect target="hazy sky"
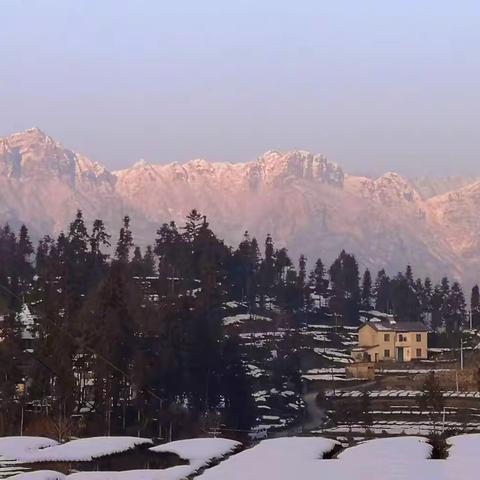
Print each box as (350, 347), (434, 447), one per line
(1, 1), (480, 176)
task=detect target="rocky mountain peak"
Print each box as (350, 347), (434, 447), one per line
(183, 158), (219, 176)
(372, 172), (423, 206)
(255, 150), (344, 187)
(132, 158), (149, 168)
(6, 127), (59, 151)
(0, 129), (114, 188)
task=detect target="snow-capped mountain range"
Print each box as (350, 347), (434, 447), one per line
(1, 127), (479, 283)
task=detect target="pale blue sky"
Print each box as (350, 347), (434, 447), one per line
(1, 0), (479, 176)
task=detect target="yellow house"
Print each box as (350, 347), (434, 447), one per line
(352, 317), (428, 363)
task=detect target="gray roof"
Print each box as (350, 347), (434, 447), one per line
(363, 318), (428, 333)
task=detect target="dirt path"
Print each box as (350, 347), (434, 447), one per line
(301, 380), (379, 432)
(302, 391), (326, 431)
(273, 380), (380, 437)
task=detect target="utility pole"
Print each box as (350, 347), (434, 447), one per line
(461, 338), (464, 371)
(442, 407), (446, 434)
(20, 404), (24, 437)
(331, 365), (336, 397)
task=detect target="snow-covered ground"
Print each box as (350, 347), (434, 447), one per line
(323, 419), (480, 436)
(197, 435), (472, 480)
(8, 435), (480, 479)
(337, 436), (432, 461)
(302, 373), (362, 381)
(327, 389), (480, 398)
(149, 438), (240, 478)
(0, 438), (59, 462)
(196, 437), (338, 480)
(222, 314), (272, 326)
(68, 468), (207, 480)
(10, 472), (65, 480)
(313, 348), (353, 364)
(447, 433), (480, 460)
(6, 438), (240, 480)
(13, 437), (152, 464)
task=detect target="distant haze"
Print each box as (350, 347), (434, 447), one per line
(1, 1), (480, 176)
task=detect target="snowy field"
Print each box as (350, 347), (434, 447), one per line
(323, 419), (480, 436)
(337, 436), (432, 460)
(1, 437), (240, 480)
(12, 437), (152, 463)
(197, 435), (476, 480)
(4, 434), (480, 479)
(149, 438), (241, 478)
(447, 433), (480, 460)
(197, 437), (338, 480)
(327, 389), (480, 398)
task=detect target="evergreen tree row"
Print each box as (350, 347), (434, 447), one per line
(0, 209), (475, 437)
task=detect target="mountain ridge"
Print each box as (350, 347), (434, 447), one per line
(1, 128), (479, 284)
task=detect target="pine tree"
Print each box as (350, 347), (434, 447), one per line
(191, 217), (228, 302)
(271, 326), (302, 395)
(272, 248), (294, 311)
(298, 255), (307, 288)
(232, 231), (260, 307)
(64, 211), (90, 319)
(0, 225), (18, 309)
(328, 251), (360, 325)
(68, 210), (89, 259)
(422, 277), (433, 316)
(447, 282), (466, 332)
(220, 336), (256, 430)
(374, 269), (390, 313)
(264, 234), (274, 290)
(35, 235), (54, 276)
(155, 221), (190, 296)
(471, 285), (480, 329)
(115, 216), (134, 263)
(405, 265), (414, 286)
(79, 262), (139, 430)
(431, 285), (443, 332)
(309, 258), (327, 297)
(360, 269), (373, 311)
(185, 303), (223, 415)
(88, 219), (111, 285)
(142, 246), (156, 277)
(16, 225), (34, 286)
(297, 254), (307, 310)
(273, 248), (292, 283)
(440, 276), (450, 299)
(0, 312), (23, 434)
(390, 271), (421, 321)
(130, 246), (144, 276)
(90, 219), (111, 259)
(439, 277), (451, 332)
(183, 209), (204, 243)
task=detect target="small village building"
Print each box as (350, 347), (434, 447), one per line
(352, 316), (428, 363)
